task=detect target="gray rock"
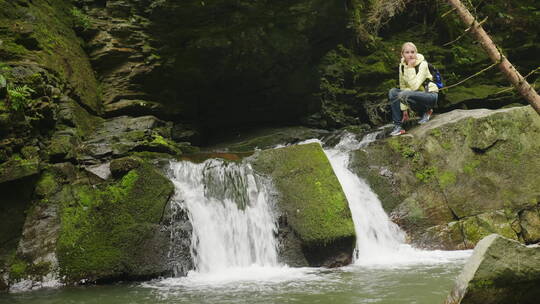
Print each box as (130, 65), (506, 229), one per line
(103, 99), (165, 118)
(352, 106), (540, 249)
(445, 234), (540, 304)
(84, 162), (111, 180)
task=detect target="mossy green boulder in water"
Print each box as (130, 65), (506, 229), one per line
(56, 159), (174, 283)
(251, 143), (355, 266)
(446, 234), (540, 304)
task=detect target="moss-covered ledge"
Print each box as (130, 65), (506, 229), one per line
(352, 106), (540, 249)
(251, 142), (355, 267)
(56, 157), (174, 283)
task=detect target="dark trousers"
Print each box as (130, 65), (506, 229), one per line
(388, 88), (438, 125)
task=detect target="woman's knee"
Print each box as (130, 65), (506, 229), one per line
(388, 88), (399, 100)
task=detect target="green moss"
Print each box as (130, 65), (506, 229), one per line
(252, 143), (355, 246)
(1, 0), (100, 112)
(463, 160), (481, 175)
(56, 161), (173, 282)
(438, 171), (457, 189)
(35, 171), (60, 198)
(0, 157), (40, 183)
(415, 167), (436, 183)
(70, 7), (91, 30)
(9, 260), (27, 281)
(470, 279), (495, 290)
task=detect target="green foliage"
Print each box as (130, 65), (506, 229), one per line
(438, 171), (457, 189)
(9, 260), (27, 280)
(415, 167), (436, 183)
(7, 85), (35, 112)
(70, 7), (91, 30)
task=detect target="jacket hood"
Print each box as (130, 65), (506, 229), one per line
(400, 53), (425, 66)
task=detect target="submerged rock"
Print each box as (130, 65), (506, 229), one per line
(445, 234), (540, 304)
(351, 106), (540, 249)
(251, 142), (355, 267)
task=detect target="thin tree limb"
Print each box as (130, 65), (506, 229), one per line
(440, 62), (498, 91)
(443, 17), (487, 46)
(446, 0), (540, 115)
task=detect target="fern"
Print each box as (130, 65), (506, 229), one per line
(7, 85), (35, 111)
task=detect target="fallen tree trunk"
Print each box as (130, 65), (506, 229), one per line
(446, 0), (540, 115)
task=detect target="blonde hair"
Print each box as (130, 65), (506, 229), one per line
(401, 42), (417, 54)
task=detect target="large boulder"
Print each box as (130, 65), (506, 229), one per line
(445, 234), (540, 304)
(55, 158), (175, 283)
(2, 159), (176, 288)
(76, 115), (197, 164)
(251, 142), (355, 267)
(351, 106), (540, 249)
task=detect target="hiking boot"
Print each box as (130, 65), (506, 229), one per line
(418, 109), (433, 124)
(401, 110), (410, 123)
(389, 125), (406, 136)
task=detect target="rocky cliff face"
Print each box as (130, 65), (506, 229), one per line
(352, 106), (540, 249)
(73, 0), (353, 134)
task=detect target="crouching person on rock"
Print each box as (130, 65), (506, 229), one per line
(389, 42), (439, 136)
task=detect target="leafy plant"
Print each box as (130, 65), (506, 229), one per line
(7, 85), (35, 111)
(70, 7), (91, 30)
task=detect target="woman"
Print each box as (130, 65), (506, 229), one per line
(388, 42), (439, 136)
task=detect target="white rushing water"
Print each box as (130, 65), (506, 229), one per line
(323, 131), (470, 266)
(168, 159), (279, 272)
(165, 159), (311, 285)
(150, 132), (470, 291)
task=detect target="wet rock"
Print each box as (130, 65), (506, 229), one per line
(47, 130), (80, 162)
(79, 115), (195, 163)
(84, 162), (112, 180)
(0, 158), (40, 184)
(9, 203), (61, 291)
(519, 207), (540, 243)
(206, 126), (329, 152)
(110, 156), (142, 178)
(55, 161), (175, 283)
(445, 234), (540, 304)
(251, 142), (355, 267)
(352, 106), (540, 249)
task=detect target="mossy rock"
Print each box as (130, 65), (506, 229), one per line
(519, 207), (540, 243)
(446, 234), (540, 304)
(56, 161), (174, 283)
(47, 131), (80, 162)
(0, 176), (37, 273)
(251, 142), (355, 266)
(0, 157), (40, 184)
(0, 0), (100, 112)
(461, 211), (518, 246)
(206, 126), (329, 152)
(355, 106), (540, 249)
(109, 156), (142, 179)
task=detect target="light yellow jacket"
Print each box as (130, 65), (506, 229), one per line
(399, 53), (438, 110)
(399, 53), (439, 93)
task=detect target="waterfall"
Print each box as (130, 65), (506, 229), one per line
(167, 159), (279, 274)
(324, 131), (437, 265)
